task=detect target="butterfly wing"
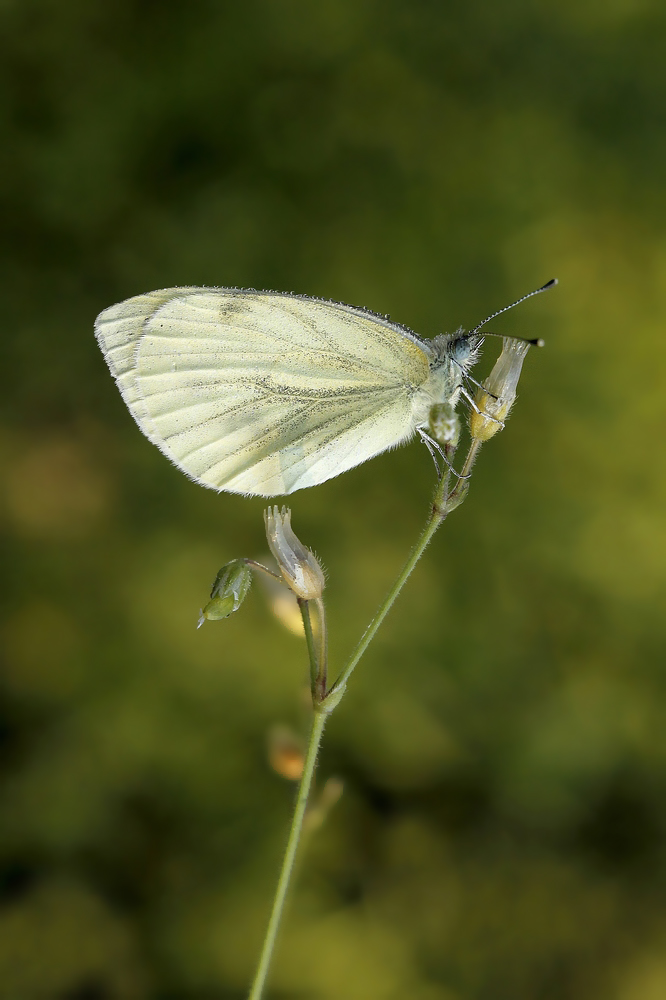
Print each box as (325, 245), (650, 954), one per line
(95, 288), (431, 496)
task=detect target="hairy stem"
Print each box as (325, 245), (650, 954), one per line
(314, 596), (328, 700)
(247, 709), (327, 1000)
(298, 598), (319, 698)
(332, 440), (479, 695)
(247, 439), (481, 999)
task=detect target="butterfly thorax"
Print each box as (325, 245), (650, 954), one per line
(411, 331), (480, 428)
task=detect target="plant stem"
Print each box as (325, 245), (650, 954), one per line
(247, 708), (327, 1000)
(314, 596), (328, 700)
(247, 439), (482, 999)
(298, 599), (319, 698)
(332, 439), (480, 695)
(244, 559), (283, 584)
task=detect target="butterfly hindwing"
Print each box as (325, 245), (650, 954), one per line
(95, 288), (430, 495)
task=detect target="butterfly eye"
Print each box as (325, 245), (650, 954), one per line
(449, 336), (472, 363)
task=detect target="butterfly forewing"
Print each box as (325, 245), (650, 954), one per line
(95, 288), (431, 496)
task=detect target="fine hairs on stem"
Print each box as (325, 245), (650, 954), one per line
(198, 331), (543, 1000)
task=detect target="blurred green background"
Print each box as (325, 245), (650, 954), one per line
(2, 1), (666, 997)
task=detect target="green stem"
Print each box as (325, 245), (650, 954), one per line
(247, 708), (327, 1000)
(331, 513), (442, 694)
(247, 438), (482, 999)
(298, 599), (319, 698)
(332, 439), (480, 695)
(244, 559), (283, 584)
(314, 596), (328, 701)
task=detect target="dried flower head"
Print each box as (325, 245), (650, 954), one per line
(264, 506), (325, 601)
(469, 338), (532, 442)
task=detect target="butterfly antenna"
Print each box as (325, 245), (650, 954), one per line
(469, 278), (557, 337)
(479, 331), (545, 347)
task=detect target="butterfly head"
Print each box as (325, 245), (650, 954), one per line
(448, 333), (483, 367)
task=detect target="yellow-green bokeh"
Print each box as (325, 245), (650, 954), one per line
(1, 1), (666, 997)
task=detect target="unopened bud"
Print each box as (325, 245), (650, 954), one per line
(198, 559), (252, 626)
(264, 506), (325, 600)
(267, 725), (305, 781)
(428, 402), (461, 450)
(470, 338), (532, 442)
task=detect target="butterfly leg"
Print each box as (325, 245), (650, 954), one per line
(417, 428), (472, 481)
(459, 387), (505, 429)
(451, 358), (499, 400)
(418, 426), (443, 477)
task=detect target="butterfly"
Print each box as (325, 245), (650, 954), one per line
(95, 282), (551, 496)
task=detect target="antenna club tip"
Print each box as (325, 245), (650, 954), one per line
(543, 278), (558, 289)
(531, 337), (546, 347)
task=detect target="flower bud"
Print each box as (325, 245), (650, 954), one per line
(267, 725), (305, 781)
(198, 559), (252, 626)
(428, 402), (461, 450)
(264, 506), (325, 601)
(469, 338), (531, 442)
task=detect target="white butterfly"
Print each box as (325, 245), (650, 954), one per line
(95, 284), (550, 497)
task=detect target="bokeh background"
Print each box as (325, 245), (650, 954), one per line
(2, 1), (666, 997)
